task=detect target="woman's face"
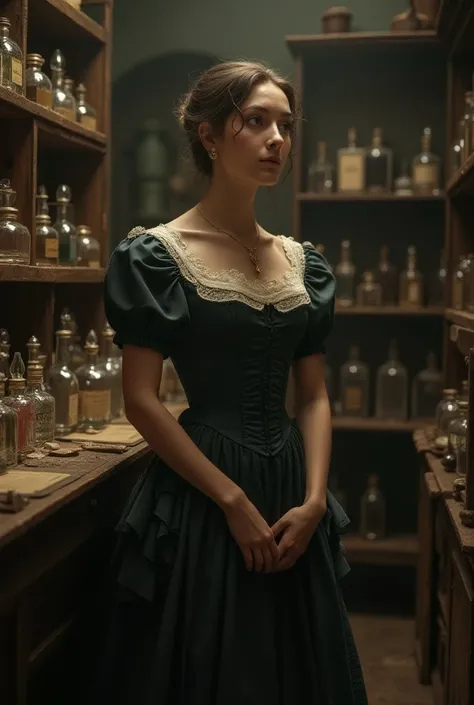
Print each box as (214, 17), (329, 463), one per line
(213, 80), (293, 187)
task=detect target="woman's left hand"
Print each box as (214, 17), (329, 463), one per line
(271, 499), (326, 572)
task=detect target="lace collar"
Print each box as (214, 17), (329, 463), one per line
(127, 224), (310, 313)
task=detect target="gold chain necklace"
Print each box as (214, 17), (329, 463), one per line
(196, 204), (261, 274)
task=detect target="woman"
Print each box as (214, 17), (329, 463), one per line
(100, 60), (368, 704)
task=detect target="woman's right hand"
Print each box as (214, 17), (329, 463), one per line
(223, 493), (280, 573)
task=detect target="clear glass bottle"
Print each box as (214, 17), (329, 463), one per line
(365, 127), (393, 193)
(428, 249), (447, 306)
(46, 328), (79, 435)
(360, 474), (386, 540)
(53, 184), (77, 265)
(0, 375), (17, 468)
(50, 50), (76, 121)
(36, 185), (59, 266)
(0, 179), (31, 264)
(4, 353), (35, 460)
(411, 352), (443, 420)
(356, 270), (382, 306)
(435, 388), (459, 441)
(63, 77), (77, 117)
(412, 127), (441, 196)
(25, 53), (52, 108)
(76, 83), (97, 131)
(60, 308), (85, 371)
(399, 245), (423, 307)
(337, 127), (366, 193)
(449, 400), (468, 476)
(307, 141), (333, 193)
(376, 245), (397, 305)
(335, 240), (356, 307)
(0, 328), (10, 380)
(100, 322), (124, 420)
(0, 17), (23, 94)
(76, 225), (101, 268)
(26, 336), (55, 444)
(375, 340), (408, 420)
(75, 330), (111, 430)
(394, 162), (413, 197)
(339, 344), (369, 417)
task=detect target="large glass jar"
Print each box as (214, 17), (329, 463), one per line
(25, 53), (52, 107)
(0, 179), (31, 264)
(435, 388), (459, 442)
(448, 400), (468, 476)
(0, 16), (23, 94)
(76, 225), (101, 268)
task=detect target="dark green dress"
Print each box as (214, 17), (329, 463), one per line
(99, 224), (368, 705)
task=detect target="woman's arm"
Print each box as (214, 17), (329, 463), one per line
(292, 352), (332, 510)
(122, 344), (280, 572)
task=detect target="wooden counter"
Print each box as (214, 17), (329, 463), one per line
(0, 440), (152, 705)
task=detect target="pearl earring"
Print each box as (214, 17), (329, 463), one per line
(209, 148), (217, 160)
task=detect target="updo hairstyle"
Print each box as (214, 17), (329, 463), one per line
(177, 60), (297, 177)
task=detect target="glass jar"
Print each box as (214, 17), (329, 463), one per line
(435, 388), (459, 442)
(76, 225), (101, 268)
(0, 179), (31, 264)
(25, 53), (52, 108)
(76, 83), (97, 131)
(448, 400), (468, 476)
(0, 375), (17, 468)
(0, 16), (23, 94)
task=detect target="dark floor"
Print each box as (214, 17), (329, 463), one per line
(350, 614), (432, 705)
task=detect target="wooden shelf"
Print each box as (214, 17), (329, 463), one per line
(445, 308), (474, 331)
(335, 305), (444, 316)
(297, 192), (445, 203)
(446, 152), (474, 196)
(343, 533), (419, 566)
(0, 265), (105, 283)
(331, 417), (432, 432)
(28, 0), (107, 44)
(0, 87), (107, 152)
(285, 30), (438, 55)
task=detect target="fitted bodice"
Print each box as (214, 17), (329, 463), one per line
(104, 224), (336, 455)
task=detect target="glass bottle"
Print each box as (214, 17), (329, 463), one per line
(135, 118), (169, 222)
(449, 400), (468, 476)
(36, 185), (59, 266)
(399, 245), (423, 307)
(46, 328), (79, 435)
(76, 225), (101, 268)
(100, 322), (124, 420)
(464, 91), (474, 162)
(356, 270), (382, 306)
(26, 336), (55, 444)
(0, 375), (17, 468)
(75, 330), (111, 430)
(375, 340), (408, 420)
(365, 127), (393, 193)
(393, 161), (413, 197)
(0, 328), (10, 380)
(376, 245), (397, 305)
(339, 344), (369, 417)
(76, 83), (97, 131)
(0, 179), (31, 264)
(50, 50), (76, 121)
(307, 141), (333, 193)
(0, 17), (23, 94)
(411, 352), (443, 420)
(335, 240), (356, 307)
(337, 127), (366, 193)
(428, 249), (447, 306)
(4, 353), (35, 460)
(462, 253), (474, 310)
(450, 119), (464, 175)
(25, 53), (52, 108)
(451, 254), (471, 310)
(411, 127), (441, 196)
(53, 184), (77, 265)
(60, 308), (85, 371)
(360, 474), (386, 540)
(63, 77), (77, 119)
(435, 388), (459, 441)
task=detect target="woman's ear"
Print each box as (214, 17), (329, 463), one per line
(198, 122), (215, 154)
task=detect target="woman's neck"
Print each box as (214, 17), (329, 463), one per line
(199, 174), (258, 238)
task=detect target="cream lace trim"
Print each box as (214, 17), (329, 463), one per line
(127, 224), (310, 312)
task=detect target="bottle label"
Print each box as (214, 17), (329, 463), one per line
(45, 238), (59, 259)
(79, 389), (111, 421)
(338, 153), (365, 192)
(55, 106), (77, 122)
(69, 393), (79, 426)
(344, 385), (362, 412)
(80, 115), (97, 131)
(11, 58), (22, 87)
(87, 260), (101, 269)
(27, 86), (53, 108)
(413, 163), (439, 189)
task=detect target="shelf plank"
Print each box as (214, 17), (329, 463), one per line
(0, 86), (107, 152)
(335, 305), (444, 316)
(446, 151), (474, 196)
(332, 418), (432, 432)
(285, 30), (438, 54)
(28, 0), (107, 43)
(0, 265), (105, 283)
(446, 308), (474, 331)
(297, 192), (445, 203)
(342, 533), (419, 566)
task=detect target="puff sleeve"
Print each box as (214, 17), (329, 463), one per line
(293, 243), (336, 360)
(103, 232), (190, 359)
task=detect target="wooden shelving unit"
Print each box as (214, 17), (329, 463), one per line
(343, 533), (419, 567)
(0, 0), (112, 363)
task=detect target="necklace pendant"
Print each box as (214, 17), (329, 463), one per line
(249, 248), (261, 274)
